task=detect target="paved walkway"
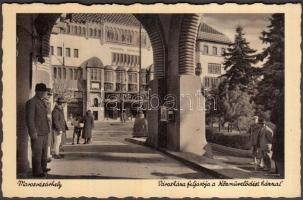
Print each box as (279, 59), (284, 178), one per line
(47, 122), (213, 179)
(127, 138), (281, 179)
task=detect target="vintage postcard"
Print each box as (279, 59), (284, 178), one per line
(1, 3), (301, 198)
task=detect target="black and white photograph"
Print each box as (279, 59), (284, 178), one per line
(1, 3), (301, 198)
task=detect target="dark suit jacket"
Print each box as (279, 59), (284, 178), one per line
(25, 95), (50, 139)
(52, 105), (67, 132)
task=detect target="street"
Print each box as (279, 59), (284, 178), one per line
(47, 121), (214, 179)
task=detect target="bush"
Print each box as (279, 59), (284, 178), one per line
(206, 127), (251, 150)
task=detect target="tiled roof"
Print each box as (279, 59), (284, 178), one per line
(198, 22), (232, 44)
(70, 14), (140, 26)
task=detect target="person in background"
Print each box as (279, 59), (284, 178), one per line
(248, 116), (261, 166)
(258, 117), (274, 171)
(133, 110), (148, 137)
(25, 83), (50, 177)
(71, 114), (83, 145)
(52, 97), (68, 159)
(82, 110), (94, 144)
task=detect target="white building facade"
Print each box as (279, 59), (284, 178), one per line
(196, 22), (232, 90)
(49, 14), (153, 120)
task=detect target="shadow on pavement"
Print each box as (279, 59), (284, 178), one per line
(151, 172), (214, 179)
(60, 151), (173, 164)
(63, 144), (158, 154)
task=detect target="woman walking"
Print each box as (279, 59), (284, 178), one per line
(82, 110), (94, 144)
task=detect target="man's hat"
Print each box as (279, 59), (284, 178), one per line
(56, 97), (66, 104)
(35, 83), (47, 92)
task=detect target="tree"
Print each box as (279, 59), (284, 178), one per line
(218, 86), (255, 133)
(216, 26), (257, 132)
(221, 26), (257, 93)
(255, 14), (284, 111)
(255, 14), (284, 174)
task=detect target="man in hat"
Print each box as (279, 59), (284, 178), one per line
(52, 96), (68, 159)
(248, 116), (261, 166)
(25, 83), (50, 177)
(258, 117), (274, 171)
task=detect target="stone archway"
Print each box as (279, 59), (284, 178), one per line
(16, 13), (206, 176)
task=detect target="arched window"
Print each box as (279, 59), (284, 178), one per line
(121, 30), (125, 42)
(83, 27), (86, 35)
(89, 28), (93, 36)
(78, 26), (81, 35)
(130, 31), (133, 44)
(94, 28), (97, 37)
(114, 28), (119, 41)
(98, 29), (101, 37)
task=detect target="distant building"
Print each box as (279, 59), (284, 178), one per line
(34, 14), (231, 121)
(196, 22), (232, 90)
(49, 14), (153, 120)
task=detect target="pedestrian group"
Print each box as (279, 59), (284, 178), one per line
(26, 83), (94, 178)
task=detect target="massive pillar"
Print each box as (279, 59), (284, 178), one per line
(139, 14), (207, 156)
(16, 15), (33, 176)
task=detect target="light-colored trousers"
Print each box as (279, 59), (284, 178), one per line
(53, 131), (62, 155)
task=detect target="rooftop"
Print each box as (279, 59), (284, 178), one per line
(69, 14), (140, 27)
(198, 22), (232, 44)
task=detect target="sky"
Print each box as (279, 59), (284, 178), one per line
(202, 14), (273, 53)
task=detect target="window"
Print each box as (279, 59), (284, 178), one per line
(63, 68), (66, 79)
(57, 47), (62, 56)
(74, 49), (79, 58)
(53, 67), (57, 79)
(94, 29), (97, 37)
(213, 47), (217, 55)
(58, 68), (62, 79)
(66, 48), (70, 57)
(69, 68), (73, 79)
(78, 26), (81, 35)
(98, 29), (101, 37)
(82, 27), (86, 35)
(74, 69), (77, 80)
(128, 73), (137, 84)
(203, 45), (208, 54)
(66, 25), (70, 33)
(105, 71), (113, 82)
(50, 46), (54, 55)
(208, 63), (221, 74)
(90, 69), (94, 80)
(221, 48), (225, 56)
(94, 98), (99, 107)
(204, 77), (219, 88)
(116, 72), (123, 83)
(89, 28), (93, 36)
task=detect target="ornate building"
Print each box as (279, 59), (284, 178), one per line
(49, 14), (153, 120)
(44, 14), (230, 121)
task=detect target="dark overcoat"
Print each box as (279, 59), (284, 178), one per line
(52, 105), (67, 133)
(82, 114), (94, 139)
(25, 96), (50, 138)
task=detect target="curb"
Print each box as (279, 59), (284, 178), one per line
(125, 138), (230, 179)
(209, 143), (252, 158)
